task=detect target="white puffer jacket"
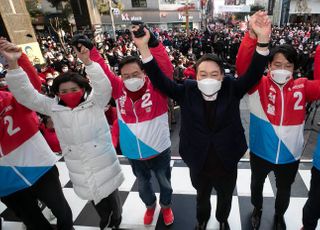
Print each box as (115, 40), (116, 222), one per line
(7, 62), (124, 204)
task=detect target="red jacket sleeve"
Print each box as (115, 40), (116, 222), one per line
(184, 67), (196, 80)
(305, 80), (320, 102)
(236, 32), (257, 77)
(314, 45), (320, 80)
(150, 43), (173, 80)
(89, 47), (122, 98)
(105, 106), (117, 125)
(18, 53), (42, 92)
(0, 92), (13, 113)
(111, 119), (119, 149)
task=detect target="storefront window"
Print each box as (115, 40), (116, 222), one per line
(132, 0), (147, 8)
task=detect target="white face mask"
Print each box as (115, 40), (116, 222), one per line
(124, 77), (145, 92)
(47, 80), (53, 86)
(197, 78), (222, 101)
(270, 69), (292, 85)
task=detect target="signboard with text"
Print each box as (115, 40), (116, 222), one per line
(121, 13), (142, 21)
(218, 5), (250, 13)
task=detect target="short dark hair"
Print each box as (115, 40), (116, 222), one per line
(118, 56), (143, 73)
(195, 53), (224, 74)
(269, 44), (298, 69)
(51, 72), (92, 95)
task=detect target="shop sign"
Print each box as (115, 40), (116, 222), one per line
(121, 13), (142, 21)
(178, 13), (194, 21)
(218, 5), (250, 13)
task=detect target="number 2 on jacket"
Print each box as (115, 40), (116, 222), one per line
(4, 115), (21, 136)
(293, 91), (303, 111)
(141, 93), (152, 108)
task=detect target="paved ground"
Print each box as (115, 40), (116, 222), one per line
(1, 158), (319, 230)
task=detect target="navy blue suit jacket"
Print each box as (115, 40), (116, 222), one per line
(143, 52), (268, 175)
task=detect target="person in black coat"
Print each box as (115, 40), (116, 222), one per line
(132, 11), (271, 230)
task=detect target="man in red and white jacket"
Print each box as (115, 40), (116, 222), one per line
(71, 27), (175, 226)
(302, 44), (320, 230)
(0, 39), (73, 230)
(236, 15), (320, 230)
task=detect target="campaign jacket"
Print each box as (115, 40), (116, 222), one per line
(236, 33), (320, 164)
(0, 54), (57, 197)
(312, 45), (320, 171)
(90, 44), (174, 160)
(6, 57), (124, 204)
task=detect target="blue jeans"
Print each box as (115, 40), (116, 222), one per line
(128, 148), (173, 208)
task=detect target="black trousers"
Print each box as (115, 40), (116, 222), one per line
(250, 153), (299, 215)
(190, 165), (237, 224)
(92, 189), (122, 230)
(303, 167), (320, 230)
(1, 166), (73, 230)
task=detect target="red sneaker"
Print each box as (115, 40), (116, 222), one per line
(162, 207), (174, 226)
(144, 207), (156, 225)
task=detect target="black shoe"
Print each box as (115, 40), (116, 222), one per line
(273, 215), (286, 230)
(194, 222), (207, 230)
(109, 215), (122, 229)
(251, 207), (262, 229)
(219, 221), (230, 230)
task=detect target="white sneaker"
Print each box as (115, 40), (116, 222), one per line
(48, 210), (56, 221)
(43, 208), (56, 221)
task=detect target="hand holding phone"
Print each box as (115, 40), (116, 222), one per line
(70, 34), (94, 52)
(131, 21), (146, 38)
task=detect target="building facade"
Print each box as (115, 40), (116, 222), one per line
(289, 0), (320, 24)
(0, 0), (44, 64)
(101, 0), (202, 31)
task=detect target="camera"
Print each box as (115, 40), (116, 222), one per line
(131, 21), (146, 38)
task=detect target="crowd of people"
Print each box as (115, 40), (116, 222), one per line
(0, 10), (320, 230)
(32, 18), (320, 82)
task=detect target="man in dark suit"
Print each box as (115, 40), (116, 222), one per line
(132, 11), (271, 230)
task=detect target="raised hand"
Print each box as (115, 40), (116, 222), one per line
(0, 37), (22, 69)
(70, 34), (94, 51)
(131, 26), (150, 51)
(248, 12), (259, 39)
(251, 11), (271, 43)
(73, 44), (91, 66)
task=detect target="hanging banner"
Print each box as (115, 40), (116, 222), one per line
(17, 42), (45, 65)
(267, 0), (275, 15)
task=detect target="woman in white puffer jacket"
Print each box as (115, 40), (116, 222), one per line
(5, 42), (124, 230)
